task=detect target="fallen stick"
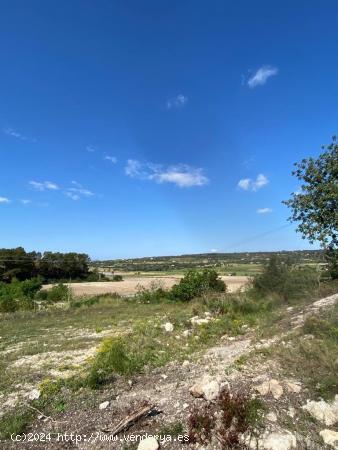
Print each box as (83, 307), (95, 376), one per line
(102, 403), (155, 435)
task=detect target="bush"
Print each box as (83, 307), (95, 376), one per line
(252, 256), (318, 302)
(112, 274), (123, 281)
(35, 283), (71, 304)
(0, 278), (43, 312)
(170, 269), (226, 302)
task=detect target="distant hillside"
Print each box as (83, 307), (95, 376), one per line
(93, 250), (324, 273)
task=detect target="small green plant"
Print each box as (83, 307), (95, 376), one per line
(170, 269), (226, 302)
(188, 387), (264, 449)
(158, 421), (185, 437)
(0, 409), (33, 439)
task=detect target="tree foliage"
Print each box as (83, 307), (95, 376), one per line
(283, 136), (338, 278)
(0, 247), (90, 282)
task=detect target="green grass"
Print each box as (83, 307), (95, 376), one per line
(272, 303), (338, 400)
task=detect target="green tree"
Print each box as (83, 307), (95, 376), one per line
(283, 136), (338, 278)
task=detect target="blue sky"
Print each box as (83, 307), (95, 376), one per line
(1, 0), (337, 259)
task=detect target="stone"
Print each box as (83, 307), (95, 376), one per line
(28, 389), (40, 400)
(182, 329), (192, 337)
(260, 431), (297, 450)
(266, 411), (277, 422)
(137, 437), (159, 450)
(191, 317), (210, 326)
(189, 378), (220, 401)
(182, 360), (190, 367)
(286, 381), (301, 394)
(320, 429), (338, 449)
(302, 395), (338, 426)
(256, 379), (283, 399)
(99, 401), (109, 410)
(163, 322), (174, 333)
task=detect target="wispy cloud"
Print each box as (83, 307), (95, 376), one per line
(20, 199), (32, 205)
(86, 145), (96, 152)
(247, 65), (278, 88)
(257, 208), (272, 214)
(125, 160), (208, 188)
(29, 181), (59, 191)
(3, 127), (36, 142)
(238, 174), (269, 191)
(104, 155), (117, 164)
(63, 181), (95, 201)
(166, 94), (188, 109)
(0, 196), (10, 203)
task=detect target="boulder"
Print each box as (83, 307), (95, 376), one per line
(320, 429), (338, 449)
(260, 431), (296, 450)
(302, 395), (338, 426)
(256, 379), (283, 399)
(137, 437), (159, 450)
(190, 378), (220, 401)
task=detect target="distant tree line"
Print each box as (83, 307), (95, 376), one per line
(0, 247), (90, 283)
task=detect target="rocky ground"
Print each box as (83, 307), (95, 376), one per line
(4, 293), (338, 450)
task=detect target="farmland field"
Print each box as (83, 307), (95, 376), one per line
(43, 275), (249, 297)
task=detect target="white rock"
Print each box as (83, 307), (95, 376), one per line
(163, 322), (174, 333)
(183, 403), (189, 409)
(260, 431), (297, 450)
(99, 401), (109, 410)
(161, 374), (168, 380)
(302, 395), (338, 426)
(137, 437), (159, 450)
(28, 389), (40, 400)
(320, 429), (338, 449)
(266, 411), (277, 422)
(256, 379), (283, 399)
(182, 360), (190, 367)
(191, 317), (210, 326)
(190, 378), (220, 401)
(182, 329), (192, 337)
(286, 381), (301, 393)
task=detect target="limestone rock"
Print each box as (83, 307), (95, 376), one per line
(255, 379), (283, 399)
(260, 431), (297, 450)
(163, 322), (174, 333)
(320, 429), (338, 449)
(302, 395), (338, 426)
(137, 437), (159, 450)
(99, 401), (109, 410)
(189, 378), (220, 401)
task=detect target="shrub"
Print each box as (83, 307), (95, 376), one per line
(0, 278), (43, 312)
(112, 274), (123, 281)
(252, 256), (318, 302)
(170, 269), (226, 302)
(188, 387), (264, 448)
(35, 283), (71, 304)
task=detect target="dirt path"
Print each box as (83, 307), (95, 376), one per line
(10, 292), (338, 449)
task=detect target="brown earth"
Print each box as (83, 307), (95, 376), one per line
(43, 275), (249, 297)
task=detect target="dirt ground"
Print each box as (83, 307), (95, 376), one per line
(43, 275), (249, 297)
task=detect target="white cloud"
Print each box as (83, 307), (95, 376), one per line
(64, 181), (94, 200)
(247, 65), (278, 88)
(20, 199), (32, 205)
(257, 208), (272, 214)
(104, 155), (117, 164)
(125, 160), (208, 188)
(252, 174), (269, 191)
(150, 166), (208, 187)
(3, 127), (36, 142)
(210, 249), (218, 253)
(238, 174), (269, 192)
(238, 178), (251, 191)
(86, 145), (96, 152)
(166, 94), (188, 109)
(0, 196), (10, 203)
(29, 181), (59, 191)
(125, 159), (145, 178)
